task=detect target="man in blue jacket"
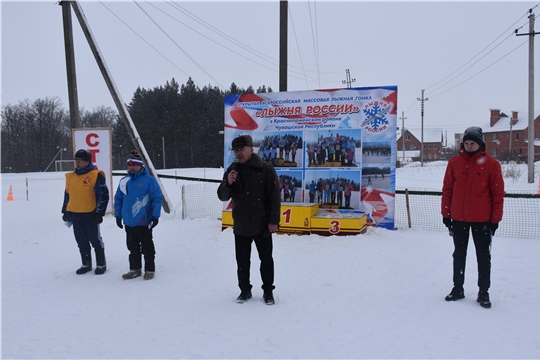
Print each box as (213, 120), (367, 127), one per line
(114, 151), (163, 280)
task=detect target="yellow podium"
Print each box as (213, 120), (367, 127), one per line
(221, 203), (367, 236)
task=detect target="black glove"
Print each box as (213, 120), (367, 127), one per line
(93, 212), (103, 224)
(149, 217), (159, 229)
(62, 212), (70, 222)
(490, 223), (498, 236)
(116, 217), (123, 229)
(443, 217), (453, 229)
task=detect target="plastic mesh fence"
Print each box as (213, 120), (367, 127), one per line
(180, 180), (539, 239)
(395, 187), (540, 239)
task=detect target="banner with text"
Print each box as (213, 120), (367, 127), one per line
(223, 86), (397, 229)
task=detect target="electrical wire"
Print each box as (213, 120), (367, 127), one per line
(430, 39), (528, 98)
(308, 1), (321, 88)
(288, 5), (310, 89)
(97, 0), (224, 102)
(133, 1), (225, 89)
(424, 5), (538, 92)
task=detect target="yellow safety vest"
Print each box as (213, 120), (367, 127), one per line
(65, 170), (104, 213)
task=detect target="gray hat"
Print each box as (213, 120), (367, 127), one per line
(463, 126), (483, 146)
(232, 135), (254, 150)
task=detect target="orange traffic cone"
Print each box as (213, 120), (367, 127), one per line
(537, 176), (540, 195)
(6, 184), (14, 201)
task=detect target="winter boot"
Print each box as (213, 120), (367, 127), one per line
(477, 290), (491, 309)
(94, 247), (107, 275)
(143, 271), (155, 280)
(445, 286), (465, 301)
(263, 289), (275, 305)
(122, 269), (142, 280)
(76, 247), (92, 275)
(236, 290), (252, 303)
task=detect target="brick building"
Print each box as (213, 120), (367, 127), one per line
(453, 109), (540, 161)
(397, 128), (443, 162)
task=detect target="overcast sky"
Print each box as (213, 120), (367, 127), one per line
(2, 1), (540, 138)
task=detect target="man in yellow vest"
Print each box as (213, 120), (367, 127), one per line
(62, 149), (109, 275)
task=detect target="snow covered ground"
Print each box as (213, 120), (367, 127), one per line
(2, 162), (539, 359)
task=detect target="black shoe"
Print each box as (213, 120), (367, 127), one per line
(263, 290), (275, 305)
(76, 266), (92, 275)
(94, 266), (106, 275)
(236, 290), (252, 303)
(477, 290), (491, 309)
(445, 287), (464, 301)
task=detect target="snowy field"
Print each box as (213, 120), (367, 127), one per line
(2, 162), (540, 359)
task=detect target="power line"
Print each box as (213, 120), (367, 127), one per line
(307, 0), (321, 88)
(288, 5), (310, 89)
(425, 14), (530, 91)
(430, 39), (528, 98)
(97, 0), (223, 102)
(133, 1), (224, 89)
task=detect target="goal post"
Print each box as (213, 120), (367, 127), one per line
(55, 160), (75, 172)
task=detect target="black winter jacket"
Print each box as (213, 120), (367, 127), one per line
(217, 153), (281, 237)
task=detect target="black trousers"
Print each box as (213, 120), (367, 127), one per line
(451, 221), (492, 291)
(72, 212), (104, 250)
(235, 233), (275, 292)
(125, 226), (156, 272)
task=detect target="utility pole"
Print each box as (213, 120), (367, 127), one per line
(417, 89), (429, 167)
(69, 1), (172, 213)
(342, 69), (356, 88)
(279, 0), (288, 92)
(60, 1), (81, 129)
(400, 111), (407, 165)
(509, 118), (513, 160)
(162, 136), (166, 169)
(516, 9), (539, 183)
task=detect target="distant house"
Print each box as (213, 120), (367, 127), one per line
(454, 109), (540, 161)
(397, 128), (443, 162)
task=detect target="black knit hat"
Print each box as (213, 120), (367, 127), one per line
(232, 135), (254, 150)
(126, 150), (143, 166)
(74, 149), (92, 162)
(463, 126), (483, 146)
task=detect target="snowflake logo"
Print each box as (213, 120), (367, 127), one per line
(361, 101), (391, 133)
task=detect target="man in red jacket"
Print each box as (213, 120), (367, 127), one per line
(441, 126), (504, 309)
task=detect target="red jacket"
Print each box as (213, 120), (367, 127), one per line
(441, 148), (504, 223)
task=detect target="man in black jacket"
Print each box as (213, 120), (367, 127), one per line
(217, 135), (281, 305)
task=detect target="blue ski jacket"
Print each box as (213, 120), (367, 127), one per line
(114, 167), (162, 227)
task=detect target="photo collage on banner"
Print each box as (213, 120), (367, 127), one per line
(223, 86), (397, 229)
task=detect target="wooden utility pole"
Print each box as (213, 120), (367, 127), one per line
(516, 9), (539, 183)
(279, 0), (288, 92)
(417, 89), (429, 167)
(60, 1), (81, 129)
(68, 1), (172, 213)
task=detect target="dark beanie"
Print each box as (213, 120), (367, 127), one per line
(463, 126), (483, 146)
(232, 135), (254, 150)
(126, 150), (144, 166)
(74, 149), (92, 162)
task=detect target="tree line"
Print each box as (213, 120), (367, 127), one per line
(1, 77), (273, 173)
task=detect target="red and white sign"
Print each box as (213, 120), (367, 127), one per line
(72, 127), (113, 214)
